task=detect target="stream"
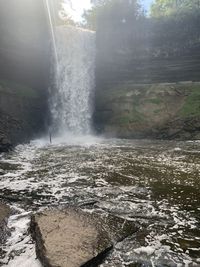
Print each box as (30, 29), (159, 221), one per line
(0, 137), (200, 266)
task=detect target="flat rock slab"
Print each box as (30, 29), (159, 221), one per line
(31, 209), (111, 267)
(31, 208), (137, 267)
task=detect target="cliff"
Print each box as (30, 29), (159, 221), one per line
(96, 13), (200, 85)
(94, 9), (200, 139)
(94, 82), (200, 140)
(0, 0), (50, 151)
(0, 80), (47, 152)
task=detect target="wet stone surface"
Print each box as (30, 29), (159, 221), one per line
(0, 203), (10, 242)
(0, 139), (200, 266)
(31, 208), (137, 267)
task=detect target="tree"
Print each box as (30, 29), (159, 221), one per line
(47, 0), (76, 26)
(82, 0), (143, 30)
(151, 0), (200, 17)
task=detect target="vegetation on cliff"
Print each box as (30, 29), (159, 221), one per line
(94, 82), (200, 139)
(83, 0), (143, 30)
(151, 0), (200, 17)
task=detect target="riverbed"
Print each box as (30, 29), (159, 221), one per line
(0, 137), (200, 266)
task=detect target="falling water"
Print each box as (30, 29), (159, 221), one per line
(50, 25), (96, 136)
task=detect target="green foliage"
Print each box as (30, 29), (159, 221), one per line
(149, 4), (200, 57)
(114, 109), (145, 125)
(151, 0), (200, 17)
(58, 3), (76, 26)
(82, 0), (143, 30)
(146, 98), (162, 105)
(180, 86), (200, 118)
(82, 6), (100, 30)
(49, 0), (76, 26)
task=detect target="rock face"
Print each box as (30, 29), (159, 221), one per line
(0, 80), (47, 152)
(0, 203), (10, 244)
(94, 82), (200, 140)
(0, 135), (12, 153)
(0, 0), (50, 151)
(31, 209), (111, 267)
(31, 209), (137, 267)
(95, 9), (200, 140)
(96, 11), (200, 85)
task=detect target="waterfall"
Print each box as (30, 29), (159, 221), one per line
(50, 25), (96, 137)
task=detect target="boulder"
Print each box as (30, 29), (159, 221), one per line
(31, 208), (137, 267)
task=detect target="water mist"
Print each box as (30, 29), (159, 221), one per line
(50, 26), (96, 137)
(44, 0), (96, 137)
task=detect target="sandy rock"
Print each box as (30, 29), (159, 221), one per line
(31, 209), (111, 267)
(31, 208), (137, 267)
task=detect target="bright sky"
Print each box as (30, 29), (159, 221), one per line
(62, 0), (91, 21)
(62, 0), (154, 21)
(143, 0), (154, 10)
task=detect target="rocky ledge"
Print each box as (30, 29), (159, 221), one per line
(31, 208), (137, 267)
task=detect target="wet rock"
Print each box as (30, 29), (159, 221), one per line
(0, 135), (12, 152)
(94, 83), (200, 140)
(31, 208), (137, 267)
(31, 209), (111, 267)
(0, 203), (10, 244)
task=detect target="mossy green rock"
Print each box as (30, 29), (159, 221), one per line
(94, 82), (200, 139)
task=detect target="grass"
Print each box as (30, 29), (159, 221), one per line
(0, 79), (38, 98)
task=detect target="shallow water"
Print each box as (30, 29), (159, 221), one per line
(0, 138), (200, 266)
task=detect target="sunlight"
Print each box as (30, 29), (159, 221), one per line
(62, 0), (91, 21)
(1, 0), (200, 266)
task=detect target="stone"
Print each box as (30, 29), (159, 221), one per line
(0, 135), (12, 152)
(31, 208), (137, 267)
(0, 203), (10, 225)
(0, 203), (10, 244)
(94, 82), (200, 140)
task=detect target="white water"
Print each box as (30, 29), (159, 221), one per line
(50, 25), (96, 137)
(1, 140), (200, 266)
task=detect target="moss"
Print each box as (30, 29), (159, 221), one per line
(113, 109), (146, 125)
(145, 98), (162, 105)
(154, 109), (162, 114)
(179, 86), (200, 118)
(117, 116), (130, 125)
(0, 79), (38, 98)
